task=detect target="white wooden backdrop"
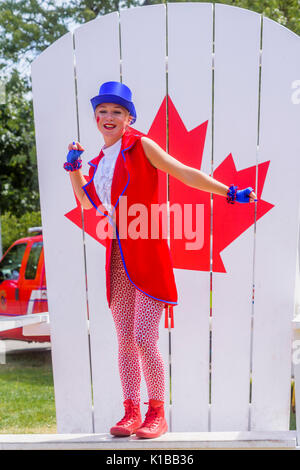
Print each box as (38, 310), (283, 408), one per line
(31, 3), (300, 433)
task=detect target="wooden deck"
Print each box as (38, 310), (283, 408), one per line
(0, 431), (298, 450)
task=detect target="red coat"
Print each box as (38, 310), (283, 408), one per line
(82, 129), (178, 322)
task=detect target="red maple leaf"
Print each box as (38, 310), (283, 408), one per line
(65, 96), (274, 272)
(167, 96), (274, 272)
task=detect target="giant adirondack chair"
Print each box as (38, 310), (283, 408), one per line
(24, 2), (300, 449)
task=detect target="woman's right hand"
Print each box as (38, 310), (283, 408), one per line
(67, 141), (85, 163)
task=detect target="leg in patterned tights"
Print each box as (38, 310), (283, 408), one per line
(110, 238), (165, 405)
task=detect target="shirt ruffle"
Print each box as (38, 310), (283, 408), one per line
(93, 137), (122, 214)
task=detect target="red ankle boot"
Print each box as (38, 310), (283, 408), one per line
(110, 399), (142, 436)
(136, 399), (168, 439)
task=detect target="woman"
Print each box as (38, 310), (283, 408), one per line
(64, 81), (257, 439)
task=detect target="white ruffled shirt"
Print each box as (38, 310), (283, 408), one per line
(93, 137), (122, 215)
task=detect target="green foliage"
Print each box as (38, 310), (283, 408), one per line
(1, 210), (41, 253)
(147, 0), (300, 36)
(0, 0), (142, 70)
(67, 0), (141, 25)
(0, 0), (70, 65)
(216, 0), (300, 36)
(0, 71), (40, 217)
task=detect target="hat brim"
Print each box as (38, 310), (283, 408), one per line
(90, 94), (136, 124)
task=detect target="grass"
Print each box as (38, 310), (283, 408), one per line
(290, 408), (296, 431)
(290, 380), (296, 431)
(0, 348), (57, 434)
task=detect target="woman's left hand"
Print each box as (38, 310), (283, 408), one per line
(248, 190), (257, 203)
(236, 187), (257, 203)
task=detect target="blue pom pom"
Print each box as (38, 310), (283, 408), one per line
(226, 184), (238, 204)
(63, 159), (82, 172)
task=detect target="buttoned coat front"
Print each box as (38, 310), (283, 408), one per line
(82, 129), (178, 311)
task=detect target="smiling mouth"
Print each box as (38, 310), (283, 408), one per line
(104, 124), (116, 129)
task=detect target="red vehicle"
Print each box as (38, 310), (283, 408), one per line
(0, 228), (50, 342)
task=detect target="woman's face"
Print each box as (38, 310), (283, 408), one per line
(94, 103), (132, 141)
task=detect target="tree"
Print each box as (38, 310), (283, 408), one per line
(143, 0), (300, 36)
(0, 0), (70, 69)
(66, 0), (141, 25)
(0, 0), (141, 75)
(0, 70), (39, 217)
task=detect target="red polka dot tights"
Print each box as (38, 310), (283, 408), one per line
(110, 238), (165, 405)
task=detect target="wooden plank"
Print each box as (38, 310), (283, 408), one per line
(121, 4), (167, 134)
(0, 431), (296, 450)
(293, 314), (300, 331)
(167, 2), (213, 431)
(120, 4), (169, 423)
(0, 313), (48, 332)
(251, 16), (300, 430)
(31, 33), (93, 433)
(211, 4), (261, 431)
(73, 13), (123, 433)
(22, 319), (50, 336)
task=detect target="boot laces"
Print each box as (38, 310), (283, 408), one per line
(117, 402), (139, 426)
(142, 402), (161, 429)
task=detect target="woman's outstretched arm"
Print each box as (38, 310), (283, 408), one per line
(141, 136), (257, 202)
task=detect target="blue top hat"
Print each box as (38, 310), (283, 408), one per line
(90, 81), (137, 125)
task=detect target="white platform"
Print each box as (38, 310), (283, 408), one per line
(0, 431), (297, 450)
(0, 313), (49, 333)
